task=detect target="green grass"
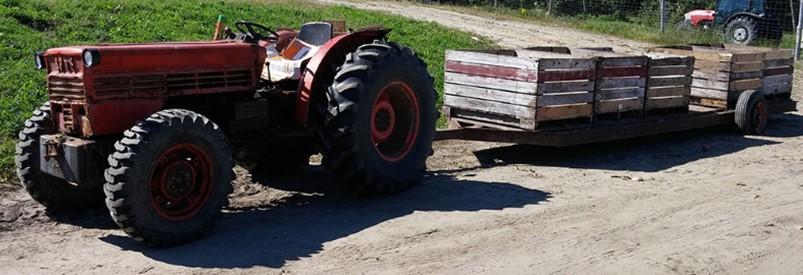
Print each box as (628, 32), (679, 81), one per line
(0, 0), (491, 178)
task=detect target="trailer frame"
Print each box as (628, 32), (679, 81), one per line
(436, 98), (797, 147)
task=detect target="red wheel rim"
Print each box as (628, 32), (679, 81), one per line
(370, 81), (420, 162)
(753, 100), (768, 132)
(149, 143), (214, 220)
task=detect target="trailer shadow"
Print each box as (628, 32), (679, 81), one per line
(99, 167), (550, 269)
(464, 113), (803, 173)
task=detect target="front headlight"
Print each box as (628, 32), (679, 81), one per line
(82, 49), (101, 68)
(34, 52), (44, 70)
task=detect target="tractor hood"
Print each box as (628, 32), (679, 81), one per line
(41, 40), (267, 137)
(685, 10), (715, 20)
(43, 40), (263, 74)
(684, 9), (716, 26)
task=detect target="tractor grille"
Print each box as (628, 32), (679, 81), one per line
(93, 69), (252, 97)
(47, 75), (85, 100)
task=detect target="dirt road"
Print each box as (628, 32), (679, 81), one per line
(2, 1), (803, 274)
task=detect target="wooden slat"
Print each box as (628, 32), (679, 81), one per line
(647, 86), (690, 98)
(596, 98), (644, 113)
(444, 95), (534, 119)
(444, 84), (536, 107)
(599, 57), (648, 67)
(765, 58), (794, 68)
(646, 96), (689, 111)
(690, 96), (727, 109)
(762, 74), (793, 86)
(599, 67), (647, 78)
(691, 87), (729, 100)
(445, 72), (537, 94)
(730, 52), (764, 62)
(535, 104), (593, 121)
(446, 50), (535, 70)
(649, 76), (692, 87)
(536, 92), (594, 107)
(597, 88), (645, 101)
(537, 80), (595, 93)
(648, 56), (695, 67)
(691, 78), (761, 91)
(649, 66), (693, 76)
(537, 59), (595, 70)
(445, 60), (538, 82)
(538, 69), (596, 82)
(762, 83), (793, 95)
(763, 66), (793, 77)
(692, 70), (762, 81)
(599, 78), (646, 89)
(730, 61), (764, 73)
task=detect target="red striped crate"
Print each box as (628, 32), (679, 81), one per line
(443, 49), (595, 131)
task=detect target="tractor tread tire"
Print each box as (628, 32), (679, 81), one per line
(15, 102), (102, 210)
(323, 40), (436, 195)
(726, 16), (758, 45)
(104, 109), (234, 246)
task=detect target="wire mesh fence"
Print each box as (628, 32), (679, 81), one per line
(417, 0), (803, 59)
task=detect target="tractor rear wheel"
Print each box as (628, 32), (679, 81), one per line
(15, 102), (103, 210)
(726, 16), (758, 45)
(322, 40), (436, 195)
(104, 109), (233, 246)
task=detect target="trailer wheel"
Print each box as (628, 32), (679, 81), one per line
(322, 41), (436, 195)
(735, 90), (768, 135)
(104, 109), (233, 246)
(15, 102), (102, 210)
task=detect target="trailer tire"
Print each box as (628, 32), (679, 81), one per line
(735, 90), (768, 135)
(15, 102), (103, 210)
(322, 40), (436, 195)
(104, 109), (233, 246)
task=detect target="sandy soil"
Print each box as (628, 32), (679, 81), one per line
(2, 1), (803, 274)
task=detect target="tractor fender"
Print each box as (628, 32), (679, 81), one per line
(723, 12), (763, 26)
(295, 27), (391, 126)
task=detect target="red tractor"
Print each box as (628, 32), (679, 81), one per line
(17, 20), (436, 246)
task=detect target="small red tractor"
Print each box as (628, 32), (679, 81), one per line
(17, 20), (436, 246)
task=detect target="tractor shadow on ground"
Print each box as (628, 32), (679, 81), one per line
(100, 167), (550, 269)
(456, 113), (803, 173)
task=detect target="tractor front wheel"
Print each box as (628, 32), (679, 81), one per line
(104, 109), (233, 246)
(323, 40), (436, 195)
(726, 16), (758, 45)
(15, 102), (103, 210)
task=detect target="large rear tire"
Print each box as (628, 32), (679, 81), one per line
(104, 109), (234, 246)
(322, 40), (436, 195)
(15, 102), (102, 210)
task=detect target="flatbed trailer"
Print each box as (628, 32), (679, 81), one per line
(436, 98), (797, 147)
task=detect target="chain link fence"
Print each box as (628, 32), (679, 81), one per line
(418, 0), (803, 59)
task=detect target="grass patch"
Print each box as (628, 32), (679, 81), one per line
(0, 0), (491, 177)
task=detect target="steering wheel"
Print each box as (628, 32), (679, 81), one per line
(234, 21), (280, 41)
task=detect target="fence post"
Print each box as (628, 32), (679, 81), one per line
(660, 0), (666, 33)
(796, 0), (803, 60)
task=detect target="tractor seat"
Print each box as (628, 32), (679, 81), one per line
(261, 22), (333, 82)
(296, 22), (333, 46)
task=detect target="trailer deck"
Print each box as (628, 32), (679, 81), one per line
(436, 98), (797, 147)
